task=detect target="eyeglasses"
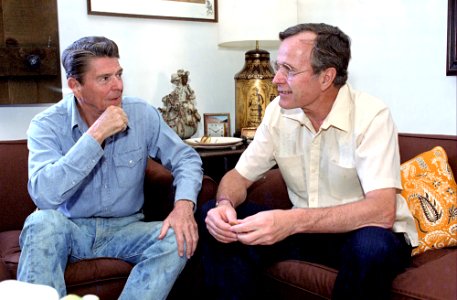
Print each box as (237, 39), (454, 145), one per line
(273, 62), (310, 80)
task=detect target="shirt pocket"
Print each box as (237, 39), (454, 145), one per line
(328, 161), (364, 201)
(275, 154), (306, 198)
(114, 148), (145, 188)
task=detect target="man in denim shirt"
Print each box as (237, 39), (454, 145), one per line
(17, 36), (203, 299)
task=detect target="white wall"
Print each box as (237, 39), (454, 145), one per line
(298, 0), (456, 135)
(1, 0), (455, 140)
(0, 0), (246, 140)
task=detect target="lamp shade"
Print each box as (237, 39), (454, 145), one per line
(217, 0), (298, 137)
(218, 0), (298, 49)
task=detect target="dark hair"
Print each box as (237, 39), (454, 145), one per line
(279, 23), (351, 86)
(62, 36), (120, 84)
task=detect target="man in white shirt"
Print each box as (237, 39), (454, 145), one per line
(201, 23), (418, 300)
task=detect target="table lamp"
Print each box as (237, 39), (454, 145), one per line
(218, 0), (298, 137)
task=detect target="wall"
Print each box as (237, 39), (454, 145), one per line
(299, 0), (456, 135)
(0, 0), (455, 140)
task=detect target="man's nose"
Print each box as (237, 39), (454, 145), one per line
(272, 71), (286, 84)
(111, 76), (123, 90)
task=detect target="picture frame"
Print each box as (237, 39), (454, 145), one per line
(447, 0), (457, 75)
(87, 0), (217, 23)
(204, 113), (230, 137)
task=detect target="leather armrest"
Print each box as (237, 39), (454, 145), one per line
(0, 259), (11, 281)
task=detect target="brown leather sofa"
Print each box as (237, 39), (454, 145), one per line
(245, 133), (457, 299)
(0, 139), (217, 299)
(2, 134), (456, 299)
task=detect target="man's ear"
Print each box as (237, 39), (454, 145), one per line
(68, 77), (82, 96)
(320, 67), (337, 90)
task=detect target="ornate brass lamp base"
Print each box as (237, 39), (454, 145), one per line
(234, 42), (278, 137)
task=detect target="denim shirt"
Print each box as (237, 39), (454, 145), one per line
(27, 94), (203, 218)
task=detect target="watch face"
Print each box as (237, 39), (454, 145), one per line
(207, 123), (225, 137)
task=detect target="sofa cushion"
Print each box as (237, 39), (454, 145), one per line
(0, 261), (8, 281)
(0, 140), (36, 232)
(65, 258), (132, 298)
(0, 230), (22, 279)
(400, 146), (457, 256)
(0, 229), (133, 297)
(391, 248), (457, 299)
(266, 260), (336, 299)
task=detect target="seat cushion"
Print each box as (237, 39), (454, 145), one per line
(264, 248), (457, 300)
(265, 260), (336, 299)
(65, 258), (132, 298)
(391, 248), (457, 300)
(0, 229), (133, 298)
(0, 230), (22, 279)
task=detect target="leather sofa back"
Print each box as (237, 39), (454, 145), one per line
(398, 133), (457, 171)
(0, 140), (35, 232)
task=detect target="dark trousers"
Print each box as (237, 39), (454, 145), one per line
(197, 200), (412, 300)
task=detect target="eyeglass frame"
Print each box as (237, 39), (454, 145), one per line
(273, 61), (312, 80)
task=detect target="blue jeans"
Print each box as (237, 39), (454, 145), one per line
(198, 200), (412, 300)
(17, 210), (187, 299)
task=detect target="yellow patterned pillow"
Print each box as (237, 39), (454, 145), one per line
(400, 146), (457, 256)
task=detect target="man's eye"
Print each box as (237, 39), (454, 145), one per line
(98, 76), (109, 83)
(274, 63), (292, 72)
(283, 64), (293, 72)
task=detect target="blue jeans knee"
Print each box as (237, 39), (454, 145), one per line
(18, 210), (72, 296)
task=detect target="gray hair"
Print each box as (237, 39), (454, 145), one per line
(62, 36), (120, 84)
(279, 23), (351, 86)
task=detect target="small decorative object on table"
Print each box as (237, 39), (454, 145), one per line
(184, 136), (243, 149)
(159, 69), (201, 139)
(241, 127), (256, 143)
(203, 113), (231, 137)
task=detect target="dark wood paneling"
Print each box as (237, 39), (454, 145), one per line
(0, 0), (62, 104)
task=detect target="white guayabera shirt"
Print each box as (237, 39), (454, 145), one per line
(236, 84), (418, 247)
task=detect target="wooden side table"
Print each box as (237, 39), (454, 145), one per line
(196, 144), (246, 182)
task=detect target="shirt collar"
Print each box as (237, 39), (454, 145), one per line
(69, 94), (88, 141)
(281, 106), (306, 124)
(320, 83), (352, 132)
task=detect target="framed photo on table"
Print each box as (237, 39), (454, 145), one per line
(204, 113), (230, 137)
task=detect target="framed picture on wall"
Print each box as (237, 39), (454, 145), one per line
(447, 0), (457, 75)
(88, 0), (218, 23)
(204, 113), (230, 137)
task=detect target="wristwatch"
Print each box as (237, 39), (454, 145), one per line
(215, 198), (233, 207)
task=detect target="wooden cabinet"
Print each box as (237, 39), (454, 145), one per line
(0, 0), (62, 104)
(197, 145), (246, 182)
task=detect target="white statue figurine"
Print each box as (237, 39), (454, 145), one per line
(159, 69), (201, 139)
